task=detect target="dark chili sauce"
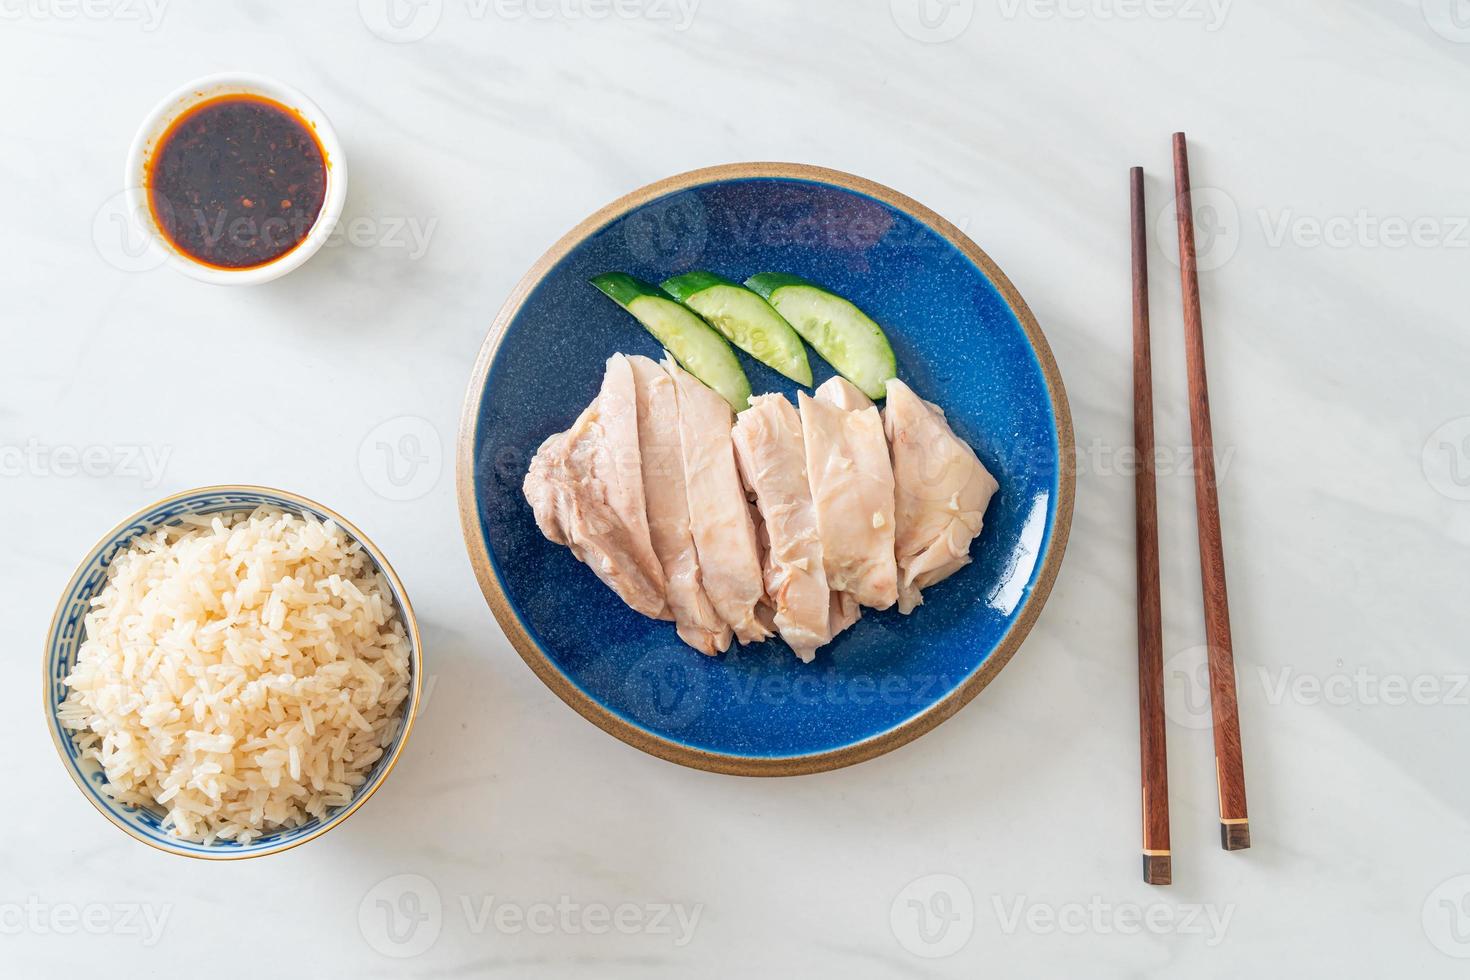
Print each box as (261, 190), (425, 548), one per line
(147, 94), (327, 270)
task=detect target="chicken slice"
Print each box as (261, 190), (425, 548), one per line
(627, 355), (732, 655)
(815, 375), (874, 413)
(829, 590), (862, 640)
(732, 394), (833, 661)
(523, 394), (669, 621)
(883, 379), (999, 614)
(799, 377), (898, 610)
(666, 356), (770, 644)
(596, 354), (669, 609)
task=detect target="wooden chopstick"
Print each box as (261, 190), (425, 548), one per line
(1131, 167), (1172, 884)
(1171, 133), (1251, 851)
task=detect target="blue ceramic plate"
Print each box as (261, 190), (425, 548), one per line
(458, 164), (1073, 775)
(44, 486), (423, 858)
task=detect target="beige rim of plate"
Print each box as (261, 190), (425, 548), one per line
(43, 484), (423, 859)
(457, 162), (1075, 777)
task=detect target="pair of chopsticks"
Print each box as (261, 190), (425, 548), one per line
(1131, 134), (1249, 887)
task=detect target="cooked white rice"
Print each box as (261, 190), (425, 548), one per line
(58, 506), (412, 844)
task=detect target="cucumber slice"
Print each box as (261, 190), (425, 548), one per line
(661, 271), (813, 386)
(744, 274), (898, 399)
(590, 273), (751, 411)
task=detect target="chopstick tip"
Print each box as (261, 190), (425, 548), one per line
(1142, 852), (1173, 886)
(1221, 820), (1252, 851)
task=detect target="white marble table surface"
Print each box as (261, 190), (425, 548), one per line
(3, 1), (1467, 975)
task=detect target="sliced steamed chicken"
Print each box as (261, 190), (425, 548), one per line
(595, 354), (669, 606)
(666, 356), (771, 645)
(627, 355), (732, 655)
(799, 377), (898, 611)
(732, 394), (834, 661)
(522, 355), (671, 620)
(829, 590), (861, 639)
(883, 379), (999, 614)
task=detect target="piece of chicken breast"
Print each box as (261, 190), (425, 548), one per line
(732, 394), (833, 661)
(596, 354), (671, 607)
(667, 356), (771, 645)
(883, 378), (999, 614)
(799, 377), (899, 611)
(628, 355), (733, 655)
(829, 590), (862, 640)
(522, 383), (670, 621)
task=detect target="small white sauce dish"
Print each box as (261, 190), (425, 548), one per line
(123, 72), (348, 286)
